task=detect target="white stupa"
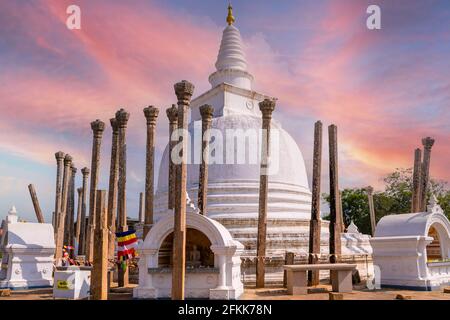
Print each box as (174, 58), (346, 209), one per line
(155, 5), (312, 252)
(153, 5), (372, 281)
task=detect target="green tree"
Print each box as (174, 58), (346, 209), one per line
(322, 168), (450, 233)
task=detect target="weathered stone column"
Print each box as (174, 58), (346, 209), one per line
(412, 148), (422, 213)
(116, 108), (130, 287)
(420, 137), (435, 211)
(366, 186), (376, 236)
(86, 120), (105, 262)
(138, 192), (144, 223)
(143, 106), (159, 239)
(54, 151), (65, 231)
(283, 251), (295, 288)
(107, 118), (119, 261)
(28, 184), (45, 223)
(172, 80), (195, 300)
(78, 167), (90, 255)
(256, 98), (276, 289)
(308, 121), (322, 286)
(55, 154), (72, 260)
(66, 166), (77, 248)
(75, 187), (83, 250)
(166, 105), (178, 210)
(198, 104), (214, 215)
(91, 190), (109, 300)
(328, 124), (342, 264)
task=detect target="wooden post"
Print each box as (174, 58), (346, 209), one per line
(54, 151), (65, 232)
(172, 80), (194, 300)
(116, 109), (130, 288)
(308, 121), (322, 286)
(420, 137), (435, 211)
(198, 104), (214, 215)
(283, 252), (295, 288)
(55, 154), (72, 260)
(143, 106), (159, 239)
(28, 184), (45, 223)
(411, 148), (422, 213)
(366, 186), (376, 236)
(86, 120), (105, 263)
(78, 167), (90, 255)
(328, 125), (342, 264)
(256, 98), (276, 289)
(91, 190), (109, 300)
(166, 105), (178, 210)
(107, 118), (119, 262)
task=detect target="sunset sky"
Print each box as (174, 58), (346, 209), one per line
(0, 0), (449, 222)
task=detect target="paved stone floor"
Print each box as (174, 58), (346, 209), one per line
(241, 284), (450, 300)
(1, 283), (449, 300)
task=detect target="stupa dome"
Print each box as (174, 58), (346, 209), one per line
(154, 114), (311, 221)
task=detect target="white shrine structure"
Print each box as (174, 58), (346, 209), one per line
(371, 196), (450, 290)
(0, 207), (55, 289)
(134, 211), (244, 299)
(150, 6), (373, 284)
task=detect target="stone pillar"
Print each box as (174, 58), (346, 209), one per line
(198, 104), (214, 215)
(107, 118), (119, 261)
(411, 148), (422, 213)
(116, 108), (130, 287)
(256, 98), (276, 289)
(54, 151), (65, 231)
(143, 106), (159, 239)
(91, 190), (109, 300)
(75, 187), (83, 250)
(68, 166), (77, 248)
(78, 167), (90, 256)
(138, 192), (144, 223)
(28, 184), (45, 223)
(283, 251), (295, 288)
(55, 154), (72, 260)
(328, 125), (342, 264)
(86, 120), (105, 262)
(308, 121), (322, 286)
(172, 80), (195, 300)
(63, 166), (73, 247)
(420, 137), (435, 212)
(166, 104), (178, 210)
(366, 186), (376, 237)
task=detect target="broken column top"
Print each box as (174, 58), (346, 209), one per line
(91, 119), (105, 134)
(64, 154), (72, 166)
(259, 98), (276, 117)
(115, 108), (130, 127)
(55, 151), (65, 161)
(199, 104), (214, 119)
(110, 118), (119, 132)
(81, 167), (90, 175)
(71, 165), (77, 174)
(144, 106), (160, 124)
(166, 104), (178, 123)
(422, 137), (435, 150)
(174, 80), (195, 103)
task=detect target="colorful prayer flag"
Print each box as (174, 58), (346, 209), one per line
(116, 230), (138, 262)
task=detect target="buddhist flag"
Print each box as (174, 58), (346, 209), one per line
(116, 230), (138, 262)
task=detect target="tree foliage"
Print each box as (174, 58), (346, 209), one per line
(323, 168), (450, 235)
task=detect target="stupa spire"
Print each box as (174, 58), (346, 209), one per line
(209, 4), (254, 90)
(226, 3), (235, 25)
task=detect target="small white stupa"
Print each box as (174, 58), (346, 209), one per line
(0, 206), (55, 289)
